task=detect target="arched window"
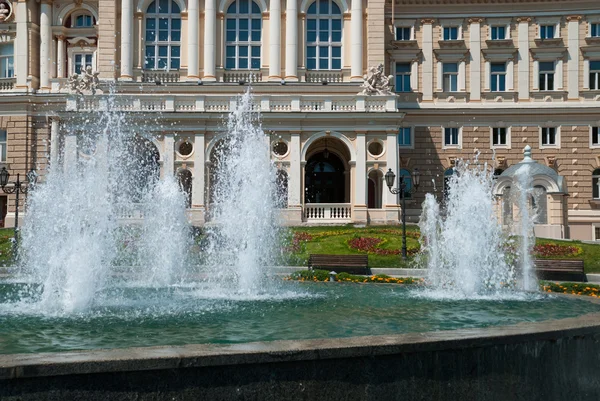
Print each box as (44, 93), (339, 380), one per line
(73, 13), (94, 27)
(275, 170), (288, 208)
(177, 169), (192, 208)
(225, 0), (262, 70)
(399, 168), (412, 199)
(593, 169), (600, 199)
(145, 0), (181, 70)
(502, 186), (512, 226)
(306, 0), (342, 71)
(532, 185), (547, 224)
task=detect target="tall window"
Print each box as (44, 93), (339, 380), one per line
(541, 127), (557, 146)
(590, 22), (599, 38)
(443, 26), (459, 40)
(0, 43), (13, 78)
(593, 169), (600, 199)
(540, 24), (555, 39)
(492, 128), (507, 146)
(395, 27), (411, 41)
(444, 128), (459, 146)
(145, 0), (181, 70)
(306, 0), (342, 70)
(539, 61), (554, 90)
(491, 63), (506, 92)
(0, 130), (5, 162)
(532, 186), (547, 224)
(74, 54), (93, 74)
(592, 126), (600, 146)
(226, 0), (262, 70)
(491, 26), (506, 40)
(443, 63), (458, 92)
(502, 186), (513, 225)
(74, 14), (94, 27)
(395, 63), (411, 92)
(590, 60), (600, 90)
(399, 169), (412, 199)
(398, 127), (411, 147)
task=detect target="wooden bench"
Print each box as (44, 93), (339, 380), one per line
(534, 259), (586, 282)
(308, 254), (369, 275)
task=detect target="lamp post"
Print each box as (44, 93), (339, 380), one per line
(385, 168), (421, 260)
(0, 167), (38, 258)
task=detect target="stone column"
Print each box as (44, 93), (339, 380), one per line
(63, 134), (78, 174)
(285, 0), (298, 81)
(350, 0), (363, 81)
(517, 17), (531, 100)
(135, 12), (143, 69)
(162, 135), (175, 178)
(421, 19), (434, 101)
(385, 130), (399, 223)
(120, 0), (134, 80)
(15, 0), (29, 88)
(354, 132), (367, 223)
(190, 133), (205, 225)
(203, 0), (217, 81)
(469, 18), (482, 101)
(269, 0), (282, 80)
(56, 36), (66, 78)
(50, 118), (60, 168)
(40, 0), (53, 89)
(567, 15), (581, 100)
(187, 0), (200, 80)
(289, 132), (301, 206)
(507, 59), (514, 91)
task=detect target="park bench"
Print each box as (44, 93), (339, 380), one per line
(308, 254), (369, 275)
(534, 259), (586, 282)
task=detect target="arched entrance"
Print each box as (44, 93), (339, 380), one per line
(121, 135), (160, 202)
(177, 169), (192, 208)
(367, 169), (383, 209)
(304, 135), (352, 204)
(275, 169), (288, 208)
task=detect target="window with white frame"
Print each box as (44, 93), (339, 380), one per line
(74, 14), (94, 28)
(590, 60), (600, 90)
(531, 185), (547, 224)
(0, 43), (13, 78)
(398, 127), (411, 147)
(539, 24), (555, 39)
(491, 26), (507, 40)
(595, 225), (600, 241)
(144, 0), (181, 70)
(443, 63), (458, 92)
(539, 61), (555, 90)
(540, 127), (558, 146)
(395, 26), (412, 41)
(491, 63), (506, 92)
(593, 168), (600, 199)
(443, 26), (459, 40)
(590, 22), (600, 38)
(306, 0), (342, 71)
(444, 127), (460, 146)
(0, 130), (5, 162)
(74, 53), (93, 74)
(225, 0), (262, 70)
(492, 127), (508, 147)
(592, 126), (600, 146)
(395, 63), (411, 92)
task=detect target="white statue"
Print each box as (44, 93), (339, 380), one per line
(0, 2), (10, 22)
(359, 64), (394, 96)
(67, 66), (101, 95)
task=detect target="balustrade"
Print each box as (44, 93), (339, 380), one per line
(304, 203), (352, 223)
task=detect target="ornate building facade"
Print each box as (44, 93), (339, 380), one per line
(0, 0), (599, 241)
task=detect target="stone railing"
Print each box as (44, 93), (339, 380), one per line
(305, 71), (344, 83)
(222, 70), (262, 83)
(115, 204), (145, 222)
(141, 71), (181, 84)
(67, 95), (398, 113)
(304, 203), (352, 223)
(0, 78), (15, 91)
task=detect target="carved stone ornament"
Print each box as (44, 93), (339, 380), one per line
(0, 1), (14, 23)
(67, 66), (102, 95)
(359, 64), (394, 96)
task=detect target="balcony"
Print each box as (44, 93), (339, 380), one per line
(0, 78), (15, 92)
(304, 203), (352, 223)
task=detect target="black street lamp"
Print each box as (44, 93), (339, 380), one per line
(385, 168), (421, 260)
(0, 167), (38, 258)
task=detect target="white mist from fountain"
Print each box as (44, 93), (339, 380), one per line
(419, 158), (516, 297)
(203, 91), (281, 297)
(17, 101), (191, 314)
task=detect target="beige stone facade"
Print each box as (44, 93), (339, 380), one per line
(0, 0), (599, 241)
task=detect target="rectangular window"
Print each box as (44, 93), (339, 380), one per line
(74, 54), (93, 74)
(395, 63), (411, 92)
(491, 63), (506, 92)
(443, 26), (459, 40)
(541, 127), (557, 146)
(591, 23), (600, 38)
(443, 63), (458, 92)
(0, 43), (14, 79)
(491, 26), (506, 40)
(595, 226), (600, 241)
(492, 128), (507, 146)
(398, 127), (411, 147)
(75, 15), (93, 27)
(594, 176), (600, 199)
(540, 24), (555, 39)
(444, 128), (459, 146)
(592, 126), (600, 146)
(0, 130), (5, 162)
(539, 61), (555, 90)
(395, 27), (411, 41)
(590, 60), (600, 90)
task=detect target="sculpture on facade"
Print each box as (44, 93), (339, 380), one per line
(0, 1), (12, 22)
(67, 66), (101, 95)
(359, 64), (394, 96)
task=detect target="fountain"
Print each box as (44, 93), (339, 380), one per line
(1, 94), (600, 400)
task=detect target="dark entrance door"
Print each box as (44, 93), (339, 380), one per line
(305, 153), (345, 203)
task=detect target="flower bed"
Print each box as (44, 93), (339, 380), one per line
(533, 243), (582, 258)
(286, 269), (424, 285)
(541, 281), (600, 297)
(347, 236), (419, 256)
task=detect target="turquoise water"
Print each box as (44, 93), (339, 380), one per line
(1, 281), (598, 355)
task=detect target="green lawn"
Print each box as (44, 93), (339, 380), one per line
(535, 238), (600, 273)
(0, 228), (13, 265)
